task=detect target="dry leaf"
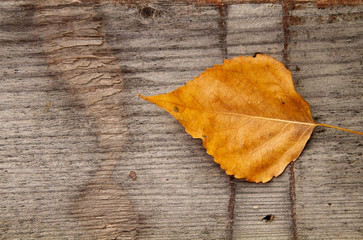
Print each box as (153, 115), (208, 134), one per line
(139, 54), (362, 183)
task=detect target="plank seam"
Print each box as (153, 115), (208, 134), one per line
(217, 3), (236, 240)
(283, 1), (298, 239)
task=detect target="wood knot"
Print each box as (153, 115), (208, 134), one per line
(139, 6), (159, 19)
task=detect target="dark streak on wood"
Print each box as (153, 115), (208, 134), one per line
(227, 175), (236, 240)
(283, 1), (298, 239)
(289, 163), (297, 240)
(218, 3), (228, 59)
(218, 4), (234, 239)
(282, 0), (293, 66)
(316, 0), (360, 8)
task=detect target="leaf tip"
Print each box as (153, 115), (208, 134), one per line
(138, 94), (152, 102)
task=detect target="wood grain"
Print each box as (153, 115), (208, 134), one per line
(288, 4), (363, 239)
(0, 1), (362, 239)
(225, 4), (295, 240)
(100, 3), (231, 239)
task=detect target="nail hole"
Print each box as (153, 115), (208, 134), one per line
(262, 214), (274, 222)
(174, 106), (179, 112)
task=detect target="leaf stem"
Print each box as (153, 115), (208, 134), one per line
(317, 123), (363, 135)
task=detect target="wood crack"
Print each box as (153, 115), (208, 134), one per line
(217, 3), (235, 240)
(282, 1), (298, 239)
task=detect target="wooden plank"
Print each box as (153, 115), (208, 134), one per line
(1, 2), (138, 240)
(99, 3), (232, 239)
(226, 4), (294, 240)
(288, 4), (363, 239)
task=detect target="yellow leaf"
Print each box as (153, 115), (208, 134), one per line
(139, 54), (361, 183)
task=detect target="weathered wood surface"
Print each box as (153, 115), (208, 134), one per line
(0, 1), (362, 239)
(289, 5), (362, 239)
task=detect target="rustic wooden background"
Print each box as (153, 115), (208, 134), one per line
(0, 0), (362, 239)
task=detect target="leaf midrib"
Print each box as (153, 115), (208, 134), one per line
(217, 110), (316, 126)
(169, 101), (316, 127)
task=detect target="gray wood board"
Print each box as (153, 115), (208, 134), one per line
(0, 1), (362, 239)
(288, 4), (363, 239)
(226, 4), (293, 240)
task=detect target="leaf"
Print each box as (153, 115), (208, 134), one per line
(139, 54), (362, 183)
